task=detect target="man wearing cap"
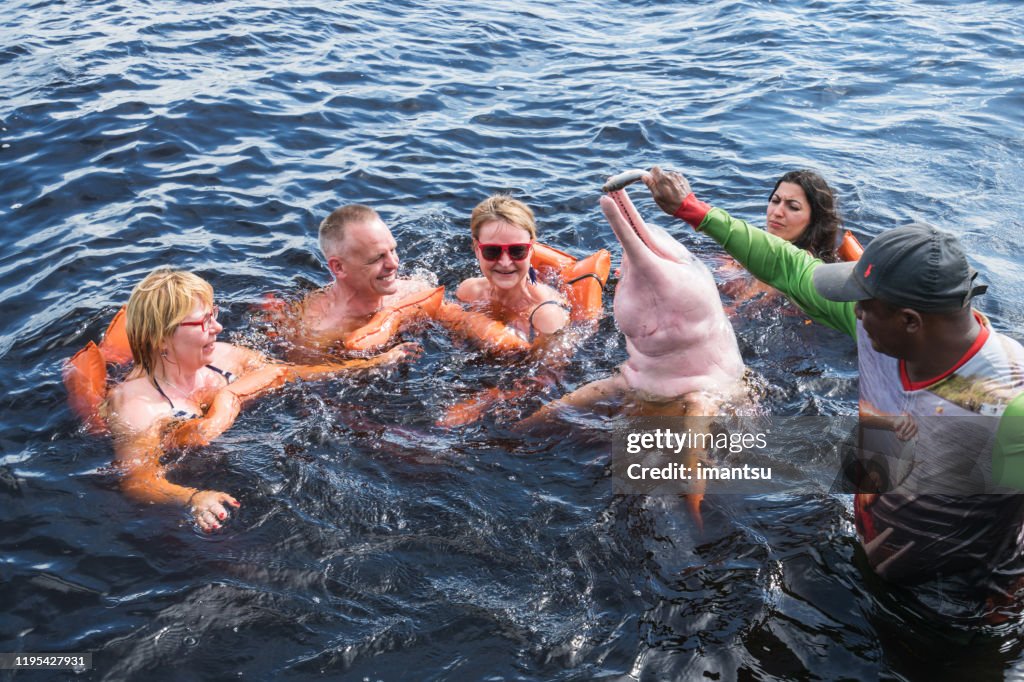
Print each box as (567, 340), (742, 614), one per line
(642, 166), (1024, 615)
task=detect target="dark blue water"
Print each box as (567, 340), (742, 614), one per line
(2, 1), (1023, 679)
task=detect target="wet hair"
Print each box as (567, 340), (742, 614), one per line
(319, 204), (380, 259)
(126, 268), (214, 382)
(769, 170), (841, 263)
(469, 194), (537, 241)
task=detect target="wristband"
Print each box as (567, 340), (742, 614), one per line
(673, 192), (711, 229)
(186, 490), (200, 508)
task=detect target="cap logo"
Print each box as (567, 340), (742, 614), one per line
(864, 264), (873, 278)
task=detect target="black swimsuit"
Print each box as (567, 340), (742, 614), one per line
(520, 267), (570, 343)
(526, 300), (570, 343)
(524, 299), (573, 342)
(153, 364), (235, 419)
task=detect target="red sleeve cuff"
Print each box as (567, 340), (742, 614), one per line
(672, 192), (711, 229)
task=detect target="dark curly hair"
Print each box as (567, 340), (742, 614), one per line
(769, 170), (841, 263)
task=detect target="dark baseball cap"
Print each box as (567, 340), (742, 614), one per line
(812, 222), (987, 312)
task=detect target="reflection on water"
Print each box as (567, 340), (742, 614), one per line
(2, 0), (1024, 679)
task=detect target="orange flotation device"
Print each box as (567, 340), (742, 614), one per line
(838, 230), (864, 262)
(345, 286), (444, 351)
(437, 243), (612, 354)
(64, 307), (132, 434)
(532, 243), (611, 322)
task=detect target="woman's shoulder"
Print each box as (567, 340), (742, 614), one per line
(455, 277), (489, 303)
(528, 284), (569, 335)
(107, 377), (170, 435)
(211, 341), (238, 359)
(110, 375), (156, 403)
(531, 281), (566, 304)
(210, 342), (263, 375)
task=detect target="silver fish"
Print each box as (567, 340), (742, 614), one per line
(602, 169), (648, 193)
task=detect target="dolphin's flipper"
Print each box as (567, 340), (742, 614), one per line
(519, 374), (631, 429)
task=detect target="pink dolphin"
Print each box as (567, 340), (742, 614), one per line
(528, 187), (744, 418)
(523, 187), (747, 529)
(606, 188), (745, 400)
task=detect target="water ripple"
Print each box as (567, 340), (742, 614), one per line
(1, 0), (1023, 678)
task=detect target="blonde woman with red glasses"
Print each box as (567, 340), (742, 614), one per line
(452, 194), (569, 345)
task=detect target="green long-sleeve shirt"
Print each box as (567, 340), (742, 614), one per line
(689, 201), (1024, 514)
(697, 207), (857, 338)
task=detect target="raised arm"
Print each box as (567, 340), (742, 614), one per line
(643, 166), (858, 338)
(110, 342), (419, 530)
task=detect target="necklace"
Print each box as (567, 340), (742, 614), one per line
(156, 371), (198, 398)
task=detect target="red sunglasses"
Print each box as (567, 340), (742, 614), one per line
(179, 305), (220, 332)
(477, 243), (532, 262)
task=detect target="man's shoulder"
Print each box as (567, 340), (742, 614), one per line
(298, 287), (337, 331)
(977, 321), (1024, 375)
(983, 327), (1024, 403)
(300, 285), (329, 309)
(392, 277), (435, 299)
(989, 325), (1024, 356)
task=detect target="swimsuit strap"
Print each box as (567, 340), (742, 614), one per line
(527, 300), (570, 343)
(566, 272), (604, 287)
(205, 364), (236, 384)
(152, 377), (177, 410)
(152, 377), (199, 419)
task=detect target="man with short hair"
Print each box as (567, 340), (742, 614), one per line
(299, 204), (432, 347)
(643, 166), (1024, 616)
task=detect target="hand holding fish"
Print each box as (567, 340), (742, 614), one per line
(642, 166), (692, 216)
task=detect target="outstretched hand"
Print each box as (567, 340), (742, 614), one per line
(190, 489), (240, 532)
(642, 165), (693, 216)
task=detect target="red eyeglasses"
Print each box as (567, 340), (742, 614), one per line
(478, 243), (532, 262)
(178, 305), (220, 332)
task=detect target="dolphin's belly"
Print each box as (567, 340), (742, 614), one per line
(622, 334), (744, 400)
(621, 362), (743, 400)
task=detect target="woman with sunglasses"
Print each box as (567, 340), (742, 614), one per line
(105, 268), (415, 532)
(453, 194), (569, 344)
